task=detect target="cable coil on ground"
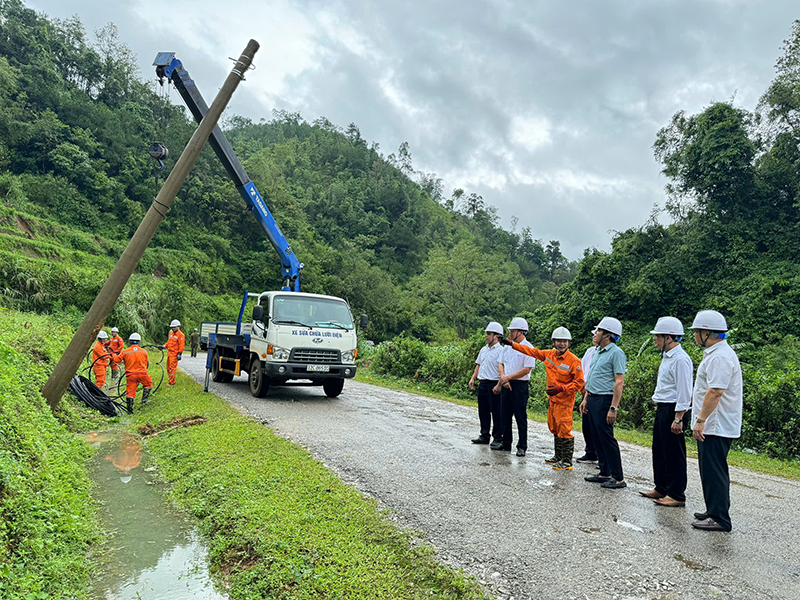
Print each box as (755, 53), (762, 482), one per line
(68, 375), (128, 416)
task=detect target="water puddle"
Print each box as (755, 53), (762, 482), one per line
(83, 432), (227, 600)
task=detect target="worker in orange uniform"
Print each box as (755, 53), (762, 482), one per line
(112, 332), (152, 413)
(108, 326), (125, 381)
(92, 330), (111, 389)
(500, 327), (585, 470)
(165, 319), (185, 386)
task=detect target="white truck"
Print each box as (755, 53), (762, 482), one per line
(205, 291), (368, 398)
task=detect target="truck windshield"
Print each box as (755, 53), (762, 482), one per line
(272, 296), (354, 330)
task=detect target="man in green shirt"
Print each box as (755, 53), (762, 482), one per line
(580, 317), (627, 489)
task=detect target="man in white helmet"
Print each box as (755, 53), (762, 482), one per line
(576, 328), (599, 464)
(501, 326), (584, 470)
(108, 327), (125, 381)
(689, 310), (742, 532)
(491, 317), (536, 456)
(111, 333), (152, 413)
(468, 322), (504, 444)
(580, 317), (627, 489)
(641, 317), (693, 507)
(91, 331), (111, 389)
(165, 319), (185, 386)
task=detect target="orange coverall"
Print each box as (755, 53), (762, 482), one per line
(105, 434), (142, 473)
(510, 343), (584, 439)
(108, 334), (124, 373)
(165, 329), (185, 385)
(92, 340), (110, 387)
(113, 346), (152, 398)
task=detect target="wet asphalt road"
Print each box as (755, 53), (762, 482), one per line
(180, 356), (800, 600)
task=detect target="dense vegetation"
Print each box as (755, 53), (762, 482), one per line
(0, 0), (573, 343)
(0, 309), (102, 599)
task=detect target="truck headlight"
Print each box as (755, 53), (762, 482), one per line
(342, 349), (356, 363)
(271, 345), (290, 361)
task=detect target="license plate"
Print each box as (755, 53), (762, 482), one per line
(307, 364), (330, 372)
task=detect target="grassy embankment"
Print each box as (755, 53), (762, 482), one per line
(355, 368), (800, 480)
(0, 309), (104, 600)
(0, 307), (486, 599)
(130, 373), (486, 599)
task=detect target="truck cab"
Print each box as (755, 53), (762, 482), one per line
(208, 291), (365, 398)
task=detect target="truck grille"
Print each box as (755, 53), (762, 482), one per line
(290, 348), (341, 363)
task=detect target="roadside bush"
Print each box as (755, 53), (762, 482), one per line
(371, 336), (429, 378)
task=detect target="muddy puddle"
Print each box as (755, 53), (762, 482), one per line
(83, 432), (227, 600)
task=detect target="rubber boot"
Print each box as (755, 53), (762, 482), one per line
(126, 397), (134, 414)
(141, 387), (151, 405)
(553, 438), (574, 470)
(545, 435), (559, 464)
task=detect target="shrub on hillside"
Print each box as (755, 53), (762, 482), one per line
(371, 336), (429, 379)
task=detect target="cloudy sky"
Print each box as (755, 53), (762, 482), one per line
(28, 0), (799, 258)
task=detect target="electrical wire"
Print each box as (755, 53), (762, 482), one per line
(68, 375), (127, 416)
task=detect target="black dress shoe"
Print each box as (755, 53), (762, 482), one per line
(516, 448), (526, 457)
(693, 511), (708, 520)
(584, 475), (612, 483)
(472, 436), (490, 444)
(490, 441), (504, 450)
(692, 518), (729, 532)
(601, 479), (627, 489)
(576, 454), (598, 463)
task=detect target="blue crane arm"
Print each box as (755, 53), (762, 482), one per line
(153, 52), (303, 292)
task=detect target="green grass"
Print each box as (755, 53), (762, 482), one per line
(355, 368), (800, 481)
(130, 373), (487, 600)
(0, 308), (103, 600)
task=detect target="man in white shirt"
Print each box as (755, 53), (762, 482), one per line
(490, 317), (536, 456)
(690, 310), (743, 532)
(576, 330), (599, 464)
(640, 317), (694, 507)
(468, 322), (504, 444)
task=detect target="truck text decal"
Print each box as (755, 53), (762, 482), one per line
(291, 330), (343, 338)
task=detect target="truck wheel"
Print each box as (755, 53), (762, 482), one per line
(322, 378), (344, 398)
(249, 358), (270, 398)
(211, 350), (233, 383)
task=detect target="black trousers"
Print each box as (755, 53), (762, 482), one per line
(500, 380), (529, 450)
(477, 380), (499, 438)
(697, 435), (733, 531)
(652, 402), (687, 502)
(581, 402), (597, 458)
(586, 393), (624, 481)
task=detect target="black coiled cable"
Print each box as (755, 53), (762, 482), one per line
(67, 375), (129, 416)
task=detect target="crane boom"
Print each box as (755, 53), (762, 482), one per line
(153, 52), (303, 292)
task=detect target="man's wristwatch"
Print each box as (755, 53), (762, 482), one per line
(696, 418), (706, 424)
(673, 418), (682, 424)
(609, 406), (617, 412)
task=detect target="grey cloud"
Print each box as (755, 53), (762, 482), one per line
(27, 0), (800, 258)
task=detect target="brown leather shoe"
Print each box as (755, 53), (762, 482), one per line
(654, 496), (685, 507)
(639, 489), (664, 499)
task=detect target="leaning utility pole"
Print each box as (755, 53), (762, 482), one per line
(41, 39), (260, 409)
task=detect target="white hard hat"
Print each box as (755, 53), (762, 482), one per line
(129, 332), (141, 342)
(111, 327), (119, 333)
(97, 330), (108, 339)
(691, 310), (728, 332)
(170, 319), (181, 327)
(509, 317), (529, 331)
(551, 326), (572, 340)
(595, 316), (623, 337)
(651, 316), (684, 336)
(485, 321), (504, 335)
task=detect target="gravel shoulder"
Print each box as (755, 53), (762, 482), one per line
(181, 355), (800, 600)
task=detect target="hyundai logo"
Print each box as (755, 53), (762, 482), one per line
(312, 337), (323, 344)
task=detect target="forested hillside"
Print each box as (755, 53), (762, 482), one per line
(0, 0), (572, 342)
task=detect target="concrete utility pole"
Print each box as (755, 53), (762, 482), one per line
(41, 39), (260, 409)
